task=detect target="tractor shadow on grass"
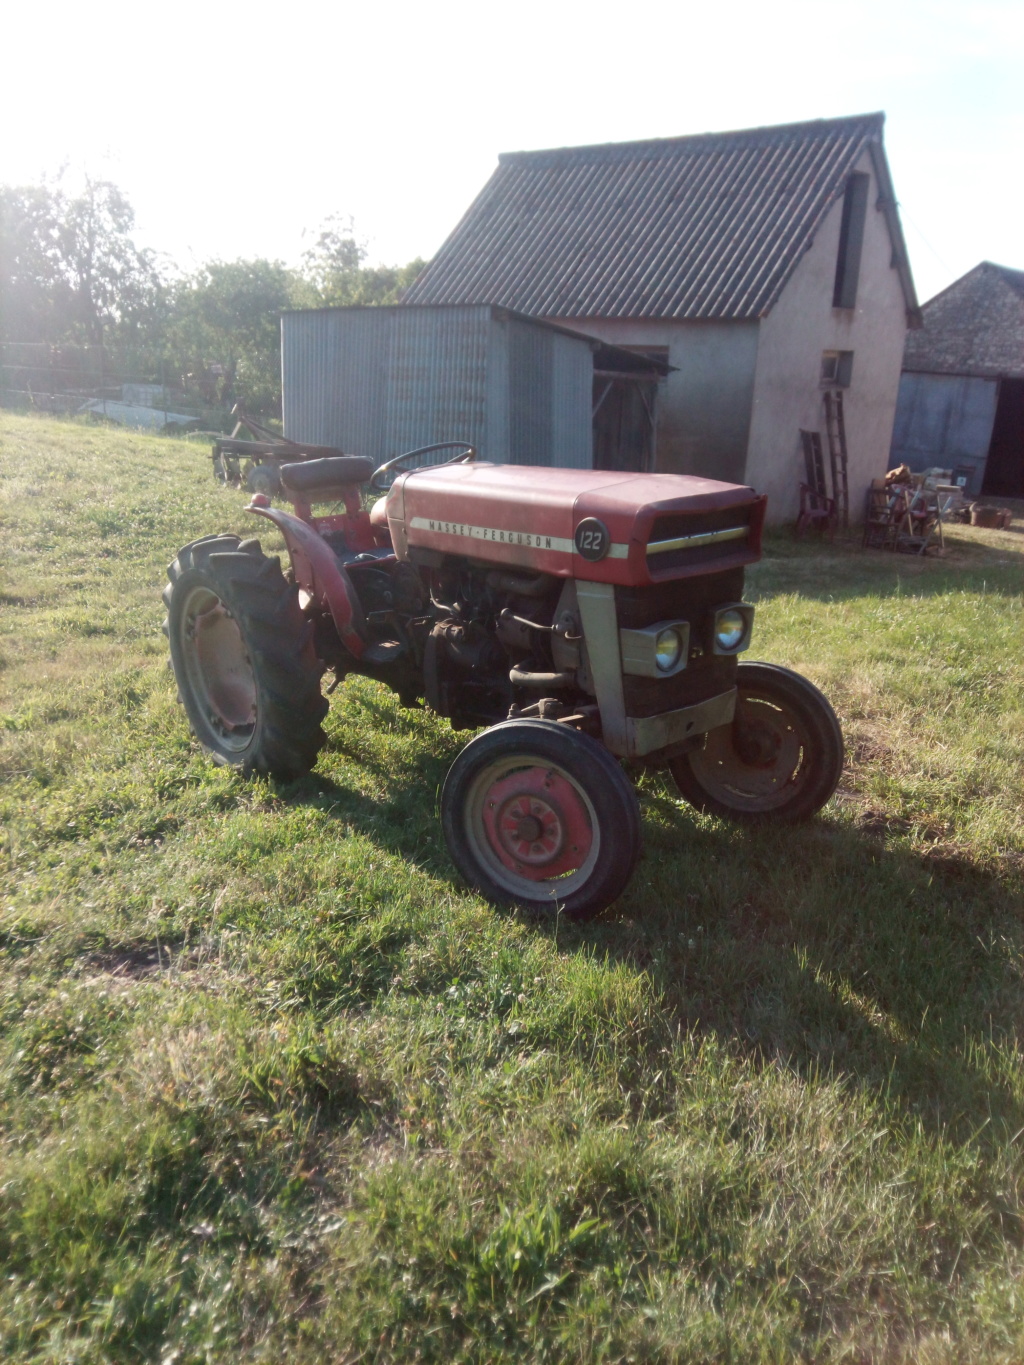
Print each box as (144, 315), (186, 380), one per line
(571, 784), (1024, 1145)
(282, 749), (1024, 1146)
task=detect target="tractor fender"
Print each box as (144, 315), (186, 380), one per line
(246, 497), (366, 659)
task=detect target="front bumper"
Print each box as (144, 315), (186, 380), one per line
(627, 687), (736, 759)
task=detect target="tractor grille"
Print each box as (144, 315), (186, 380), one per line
(645, 504), (758, 574)
(616, 567), (743, 717)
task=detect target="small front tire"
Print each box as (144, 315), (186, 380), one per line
(441, 720), (642, 920)
(669, 662), (843, 823)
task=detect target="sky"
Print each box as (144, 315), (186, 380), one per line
(2, 0), (1022, 305)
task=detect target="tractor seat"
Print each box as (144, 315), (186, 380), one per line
(280, 456), (376, 495)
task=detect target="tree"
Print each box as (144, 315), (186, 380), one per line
(0, 184), (69, 343)
(166, 259), (303, 415)
(0, 178), (162, 346)
(302, 215), (425, 307)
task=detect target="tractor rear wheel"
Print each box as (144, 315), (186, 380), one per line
(163, 534), (327, 778)
(669, 661), (843, 823)
(441, 719), (642, 920)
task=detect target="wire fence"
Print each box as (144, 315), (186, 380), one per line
(0, 342), (235, 432)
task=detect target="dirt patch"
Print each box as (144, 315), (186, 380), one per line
(85, 943), (174, 978)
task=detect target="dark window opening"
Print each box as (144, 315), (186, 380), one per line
(981, 378), (1024, 498)
(833, 172), (869, 309)
(821, 350), (854, 386)
(592, 376), (658, 472)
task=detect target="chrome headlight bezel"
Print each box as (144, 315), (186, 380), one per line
(711, 602), (755, 655)
(619, 619), (691, 678)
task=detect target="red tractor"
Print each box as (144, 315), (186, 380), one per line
(164, 446), (843, 919)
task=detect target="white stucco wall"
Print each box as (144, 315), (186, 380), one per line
(543, 316), (760, 484)
(745, 151), (910, 524)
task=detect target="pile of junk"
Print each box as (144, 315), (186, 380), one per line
(863, 465), (1015, 555)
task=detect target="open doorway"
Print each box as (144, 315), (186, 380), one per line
(981, 378), (1024, 498)
(590, 345), (669, 473)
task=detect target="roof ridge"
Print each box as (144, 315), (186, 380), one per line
(498, 113), (885, 166)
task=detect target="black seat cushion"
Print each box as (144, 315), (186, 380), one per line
(280, 456), (375, 493)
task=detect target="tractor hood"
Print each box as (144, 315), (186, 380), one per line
(385, 462), (766, 586)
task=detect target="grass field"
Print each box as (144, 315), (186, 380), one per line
(1, 409), (1023, 1363)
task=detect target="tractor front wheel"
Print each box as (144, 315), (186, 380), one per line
(669, 662), (843, 823)
(163, 535), (327, 778)
(441, 719), (642, 920)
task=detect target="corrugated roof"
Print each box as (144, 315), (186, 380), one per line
(406, 113), (918, 321)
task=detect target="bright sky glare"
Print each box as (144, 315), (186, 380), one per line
(2, 0), (1021, 305)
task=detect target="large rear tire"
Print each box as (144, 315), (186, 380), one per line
(441, 719), (642, 920)
(669, 662), (843, 823)
(163, 534), (327, 778)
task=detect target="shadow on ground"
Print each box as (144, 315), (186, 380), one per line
(280, 744), (1024, 1148)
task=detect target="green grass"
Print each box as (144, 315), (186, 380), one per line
(1, 409), (1023, 1363)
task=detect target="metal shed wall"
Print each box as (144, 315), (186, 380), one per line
(281, 306), (594, 469)
(889, 372), (998, 496)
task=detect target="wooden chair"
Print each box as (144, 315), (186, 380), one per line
(862, 483), (900, 550)
(796, 482), (838, 539)
(795, 430), (837, 538)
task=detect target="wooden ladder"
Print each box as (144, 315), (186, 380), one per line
(823, 389), (850, 529)
(800, 428), (827, 497)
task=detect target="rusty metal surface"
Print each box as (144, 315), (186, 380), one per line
(246, 500), (366, 659)
(406, 114), (909, 321)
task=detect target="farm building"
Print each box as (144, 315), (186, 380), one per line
(405, 113), (920, 523)
(889, 262), (1024, 499)
(281, 303), (668, 470)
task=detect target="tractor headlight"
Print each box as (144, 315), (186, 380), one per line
(711, 604), (754, 655)
(620, 620), (690, 678)
(654, 627), (683, 673)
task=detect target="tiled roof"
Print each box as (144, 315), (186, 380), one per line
(406, 113), (917, 321)
(903, 262), (1024, 378)
(991, 263), (1024, 298)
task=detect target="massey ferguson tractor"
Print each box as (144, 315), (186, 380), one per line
(164, 445), (843, 919)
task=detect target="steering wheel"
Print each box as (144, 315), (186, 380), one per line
(369, 442), (476, 493)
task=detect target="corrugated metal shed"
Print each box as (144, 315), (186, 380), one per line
(281, 304), (646, 470)
(406, 113), (918, 323)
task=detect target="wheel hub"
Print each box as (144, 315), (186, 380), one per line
(513, 813), (544, 844)
(497, 794), (564, 865)
(733, 720), (782, 767)
(481, 766), (594, 881)
(691, 696), (805, 803)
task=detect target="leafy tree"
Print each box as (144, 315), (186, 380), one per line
(0, 178), (162, 345)
(302, 215), (425, 307)
(166, 259), (303, 415)
(1, 183), (429, 417)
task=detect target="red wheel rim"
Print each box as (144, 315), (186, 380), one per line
(480, 765), (594, 882)
(463, 754), (601, 901)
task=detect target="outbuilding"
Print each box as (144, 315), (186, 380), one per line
(281, 303), (668, 471)
(405, 113), (919, 523)
(889, 262), (1024, 499)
